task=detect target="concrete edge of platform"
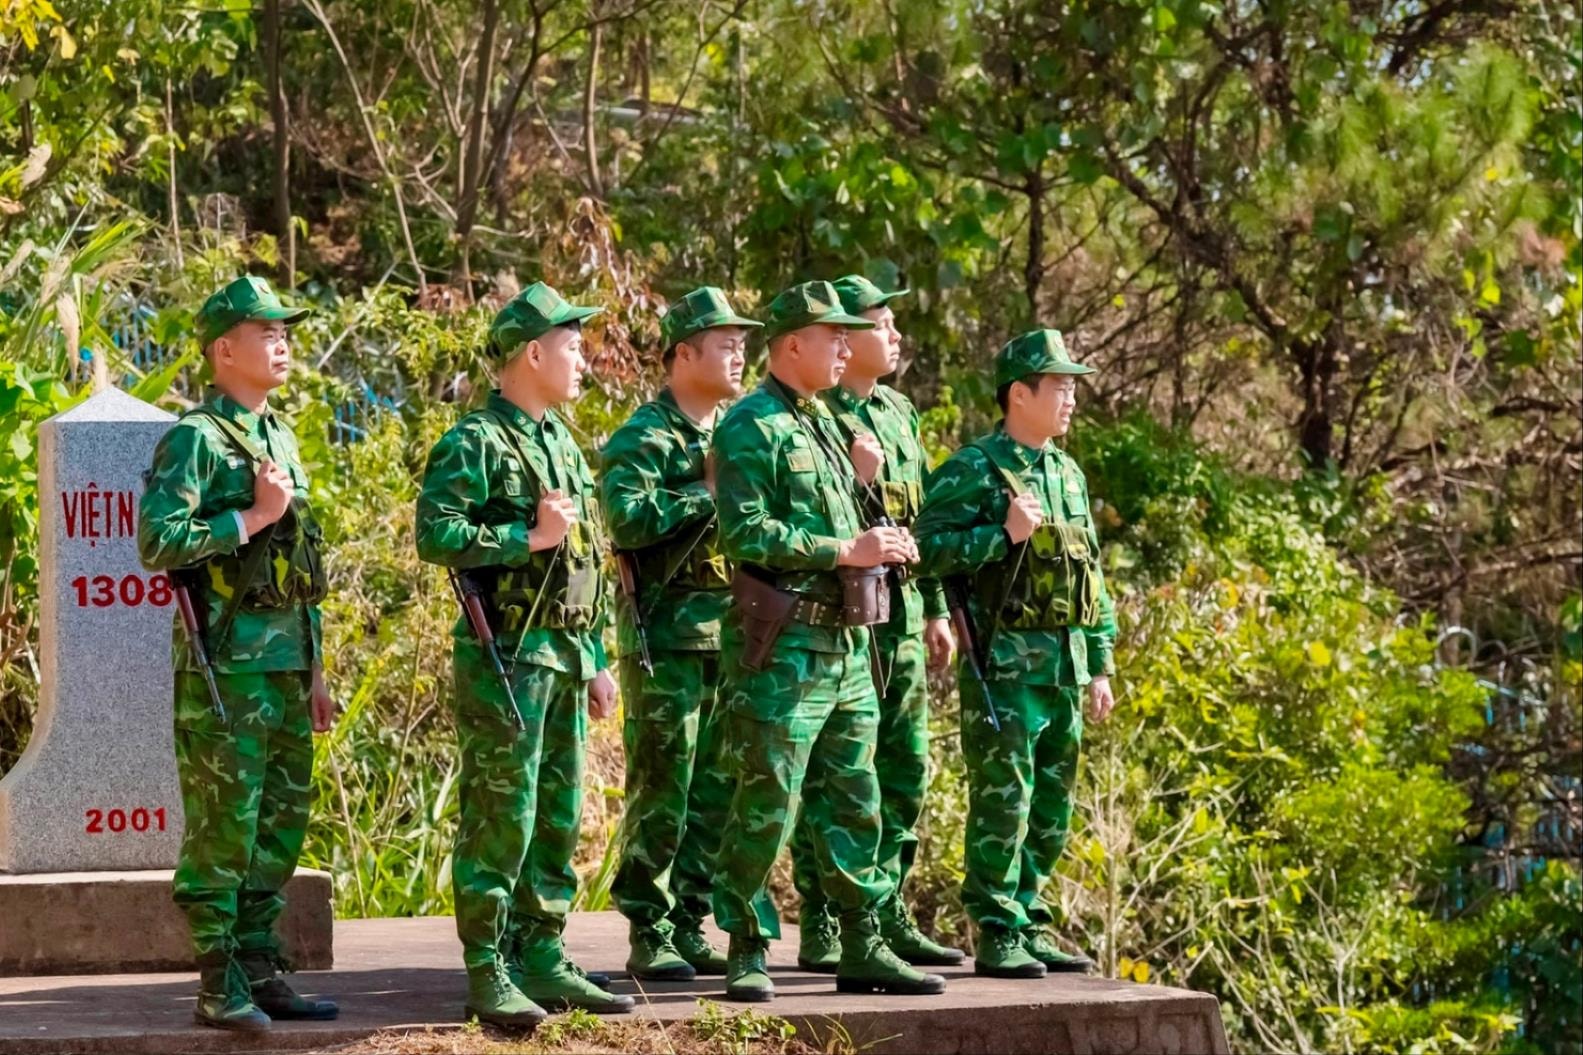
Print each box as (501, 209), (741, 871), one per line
(0, 992), (1231, 1055)
(0, 869), (333, 977)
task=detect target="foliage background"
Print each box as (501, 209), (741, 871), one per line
(2, 1), (1579, 1051)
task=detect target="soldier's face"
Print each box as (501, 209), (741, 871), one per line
(790, 324), (852, 391)
(680, 326), (748, 398)
(1036, 376), (1079, 436)
(520, 324), (587, 403)
(211, 321), (290, 391)
(846, 307), (901, 380)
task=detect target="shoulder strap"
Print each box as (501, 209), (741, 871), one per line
(651, 399), (701, 466)
(482, 405), (545, 493)
(182, 409), (280, 653)
(969, 438), (1026, 497)
(875, 385), (910, 420)
(187, 408), (267, 466)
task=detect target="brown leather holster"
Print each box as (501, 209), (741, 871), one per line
(731, 569), (800, 671)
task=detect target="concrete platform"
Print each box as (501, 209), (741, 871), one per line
(0, 869), (333, 976)
(0, 913), (1228, 1055)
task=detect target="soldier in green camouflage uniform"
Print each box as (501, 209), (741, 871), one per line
(416, 283), (634, 1027)
(914, 330), (1118, 979)
(709, 280), (947, 1002)
(138, 276), (339, 1032)
(787, 276), (964, 971)
(602, 287), (760, 981)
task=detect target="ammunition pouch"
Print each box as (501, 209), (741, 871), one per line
(837, 565), (891, 627)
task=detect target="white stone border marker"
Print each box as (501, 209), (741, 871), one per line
(0, 388), (182, 873)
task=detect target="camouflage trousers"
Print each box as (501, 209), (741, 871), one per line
(172, 669), (314, 958)
(610, 649), (732, 931)
(790, 624), (928, 916)
(452, 637), (587, 970)
(959, 672), (1084, 931)
(712, 627), (891, 939)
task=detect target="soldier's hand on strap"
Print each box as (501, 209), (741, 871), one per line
(588, 668), (618, 720)
(850, 434), (885, 485)
(245, 459), (294, 532)
(1004, 492), (1044, 545)
(838, 526), (913, 567)
(1088, 676), (1115, 723)
(529, 488), (577, 550)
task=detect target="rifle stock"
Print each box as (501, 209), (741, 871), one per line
(946, 579), (1000, 732)
(172, 572), (226, 721)
(448, 568), (526, 730)
(614, 550), (654, 675)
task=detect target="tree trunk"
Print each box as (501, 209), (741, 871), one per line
(165, 79), (183, 270)
(1024, 167), (1046, 318)
(456, 0), (502, 289)
(1295, 332), (1338, 469)
(264, 0), (293, 286)
(583, 16), (605, 198)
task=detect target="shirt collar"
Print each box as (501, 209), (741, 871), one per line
(991, 423), (1047, 469)
(487, 390), (551, 437)
(655, 387), (709, 438)
(208, 389), (268, 432)
(765, 374), (826, 418)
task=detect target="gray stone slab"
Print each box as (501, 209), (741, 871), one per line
(0, 389), (181, 873)
(0, 913), (1229, 1054)
(0, 868), (332, 975)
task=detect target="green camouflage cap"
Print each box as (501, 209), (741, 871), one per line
(832, 274), (909, 315)
(660, 286), (763, 349)
(762, 280), (875, 342)
(488, 281), (604, 358)
(994, 329), (1095, 387)
(196, 276), (309, 345)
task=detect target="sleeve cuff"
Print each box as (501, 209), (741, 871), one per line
(501, 523), (535, 565)
(1094, 645), (1115, 677)
(231, 510), (250, 545)
(680, 481), (714, 513)
(207, 512), (244, 553)
(809, 535), (845, 570)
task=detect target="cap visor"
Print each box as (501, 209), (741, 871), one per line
(1044, 363), (1096, 376)
(254, 305), (311, 326)
(552, 304), (605, 327)
(823, 311), (876, 330)
(722, 313), (764, 328)
(875, 287), (910, 305)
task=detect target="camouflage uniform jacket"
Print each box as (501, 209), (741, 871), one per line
(600, 387), (730, 654)
(416, 391), (609, 679)
(138, 391), (321, 673)
(711, 375), (866, 654)
(820, 382), (947, 635)
(914, 425), (1117, 685)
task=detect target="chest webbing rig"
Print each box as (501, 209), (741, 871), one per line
(484, 408), (606, 634)
(971, 440), (1100, 631)
(642, 410), (729, 593)
(186, 409), (327, 652)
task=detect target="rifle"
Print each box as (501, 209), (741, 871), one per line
(448, 568), (526, 730)
(139, 469), (227, 721)
(613, 550), (654, 675)
(945, 577), (1000, 732)
(173, 569), (227, 722)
